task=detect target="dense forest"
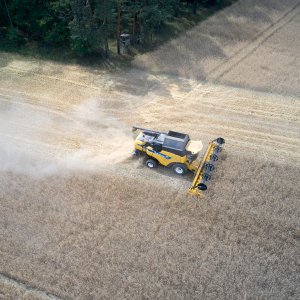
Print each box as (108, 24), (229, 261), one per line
(0, 0), (232, 57)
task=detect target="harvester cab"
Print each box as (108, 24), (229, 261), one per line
(132, 126), (225, 196)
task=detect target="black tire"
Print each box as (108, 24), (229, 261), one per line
(215, 146), (222, 153)
(217, 137), (225, 145)
(172, 164), (188, 175)
(145, 158), (158, 169)
(205, 163), (215, 172)
(203, 173), (211, 181)
(197, 183), (207, 191)
(210, 154), (218, 161)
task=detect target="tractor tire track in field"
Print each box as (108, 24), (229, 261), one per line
(208, 2), (300, 80)
(0, 273), (62, 300)
(177, 2), (300, 100)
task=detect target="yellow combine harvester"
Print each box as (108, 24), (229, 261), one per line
(132, 126), (225, 196)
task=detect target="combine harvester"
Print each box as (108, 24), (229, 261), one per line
(132, 126), (225, 196)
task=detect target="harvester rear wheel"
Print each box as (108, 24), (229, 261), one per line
(145, 158), (158, 169)
(172, 164), (188, 175)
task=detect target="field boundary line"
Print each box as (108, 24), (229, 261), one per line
(0, 273), (63, 300)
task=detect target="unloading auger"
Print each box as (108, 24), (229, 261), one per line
(131, 126), (225, 196)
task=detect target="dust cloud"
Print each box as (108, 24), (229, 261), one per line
(0, 96), (133, 177)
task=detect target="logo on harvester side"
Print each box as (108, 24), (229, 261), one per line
(148, 149), (171, 159)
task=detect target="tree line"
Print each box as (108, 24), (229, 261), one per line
(1, 0), (228, 57)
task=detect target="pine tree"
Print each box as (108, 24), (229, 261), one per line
(94, 0), (116, 57)
(69, 0), (119, 56)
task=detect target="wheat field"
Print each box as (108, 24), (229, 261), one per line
(0, 0), (300, 299)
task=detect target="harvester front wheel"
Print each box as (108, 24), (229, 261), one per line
(146, 158), (158, 169)
(172, 164), (188, 175)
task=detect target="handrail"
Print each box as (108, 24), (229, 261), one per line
(132, 126), (167, 135)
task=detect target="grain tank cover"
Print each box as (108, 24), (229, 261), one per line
(162, 131), (190, 156)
